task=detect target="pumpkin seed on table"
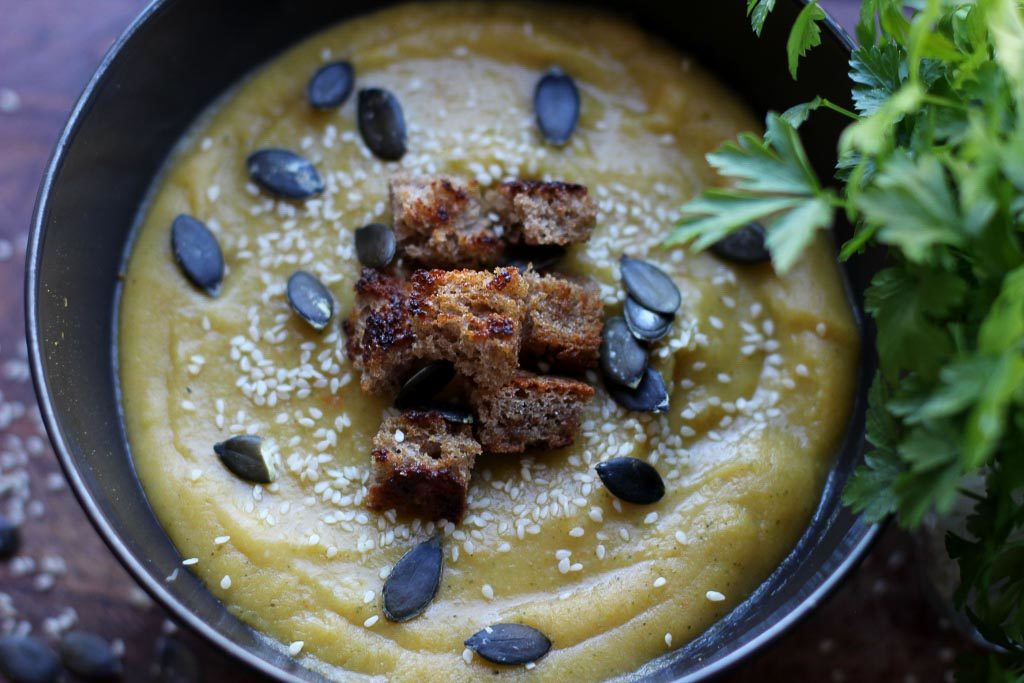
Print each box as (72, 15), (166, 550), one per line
(0, 515), (19, 559)
(394, 361), (456, 409)
(534, 67), (580, 146)
(711, 222), (770, 264)
(383, 535), (444, 622)
(246, 149), (324, 199)
(358, 88), (407, 161)
(171, 214), (224, 297)
(608, 366), (670, 413)
(354, 223), (396, 268)
(600, 317), (647, 389)
(59, 631), (122, 680)
(595, 456), (665, 505)
(619, 256), (681, 316)
(214, 435), (275, 484)
(308, 60), (355, 110)
(0, 635), (61, 683)
(287, 271), (334, 331)
(464, 623), (551, 665)
(624, 296), (673, 342)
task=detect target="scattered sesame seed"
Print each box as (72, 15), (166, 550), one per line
(644, 512), (659, 524)
(363, 590), (375, 604)
(665, 633), (673, 647)
(569, 526), (585, 537)
(221, 575), (232, 590)
(214, 535), (230, 545)
(526, 662), (536, 670)
(596, 544), (606, 559)
(182, 558), (198, 566)
(394, 430), (405, 443)
(482, 584), (494, 600)
(462, 648), (473, 664)
(363, 615), (379, 628)
(653, 576), (667, 588)
(289, 641), (304, 656)
(706, 590), (725, 602)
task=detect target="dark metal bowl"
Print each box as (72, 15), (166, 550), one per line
(26, 1), (877, 680)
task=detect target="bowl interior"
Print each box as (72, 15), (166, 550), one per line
(27, 1), (877, 680)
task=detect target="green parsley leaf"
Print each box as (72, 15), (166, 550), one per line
(747, 0), (776, 37)
(786, 1), (825, 79)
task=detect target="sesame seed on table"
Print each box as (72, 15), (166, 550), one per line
(0, 0), (980, 681)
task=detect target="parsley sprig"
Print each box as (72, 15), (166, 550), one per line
(671, 0), (1024, 672)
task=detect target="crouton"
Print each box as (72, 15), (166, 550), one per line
(491, 180), (597, 246)
(390, 172), (504, 267)
(344, 267), (528, 393)
(522, 272), (603, 372)
(471, 371), (595, 454)
(367, 411), (481, 522)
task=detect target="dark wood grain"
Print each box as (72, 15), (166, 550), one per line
(0, 1), (966, 680)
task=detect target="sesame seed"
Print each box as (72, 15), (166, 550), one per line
(596, 544), (606, 559)
(221, 575), (232, 590)
(654, 576), (667, 588)
(674, 531), (688, 545)
(558, 558), (571, 574)
(644, 512), (659, 524)
(482, 584), (494, 600)
(555, 549), (572, 560)
(706, 590), (725, 602)
(182, 558), (198, 566)
(569, 526), (585, 537)
(363, 590), (375, 604)
(462, 648), (473, 664)
(363, 615), (379, 628)
(214, 535), (230, 545)
(526, 662), (536, 670)
(289, 641), (304, 656)
(394, 430), (405, 443)
(816, 322), (827, 336)
(665, 633), (673, 647)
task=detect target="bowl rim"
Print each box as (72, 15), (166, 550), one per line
(25, 1), (878, 681)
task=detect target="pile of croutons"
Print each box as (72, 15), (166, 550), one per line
(343, 173), (605, 522)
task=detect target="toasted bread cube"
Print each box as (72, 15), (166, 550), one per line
(390, 172), (503, 267)
(408, 267), (528, 388)
(344, 267), (528, 393)
(367, 411), (481, 522)
(471, 371), (595, 454)
(491, 180), (597, 246)
(522, 273), (603, 372)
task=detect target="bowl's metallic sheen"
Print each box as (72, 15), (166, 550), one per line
(26, 1), (878, 680)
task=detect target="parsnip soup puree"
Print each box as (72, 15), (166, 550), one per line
(119, 3), (859, 680)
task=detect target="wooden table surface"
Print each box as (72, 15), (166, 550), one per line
(0, 1), (970, 680)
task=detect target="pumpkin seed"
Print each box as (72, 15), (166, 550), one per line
(59, 631), (122, 680)
(246, 149), (324, 199)
(358, 88), (407, 161)
(620, 257), (681, 315)
(595, 456), (665, 504)
(0, 636), (60, 683)
(465, 623), (551, 665)
(171, 214), (224, 297)
(213, 435), (275, 484)
(503, 245), (566, 273)
(608, 366), (670, 413)
(0, 515), (19, 560)
(534, 68), (579, 146)
(308, 61), (355, 110)
(623, 296), (673, 342)
(354, 223), (396, 268)
(600, 317), (647, 389)
(287, 271), (334, 331)
(711, 222), (770, 264)
(419, 404), (474, 424)
(155, 637), (200, 683)
(383, 535), (443, 622)
(394, 361), (456, 409)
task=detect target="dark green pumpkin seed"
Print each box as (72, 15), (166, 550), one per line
(0, 636), (60, 683)
(0, 516), (20, 559)
(155, 637), (200, 683)
(171, 214), (224, 297)
(59, 631), (122, 679)
(619, 257), (681, 315)
(287, 271), (334, 331)
(357, 88), (407, 161)
(600, 317), (647, 389)
(214, 435), (274, 484)
(710, 222), (770, 264)
(417, 404), (474, 424)
(595, 456), (665, 504)
(383, 535), (443, 622)
(608, 366), (670, 413)
(394, 361), (456, 409)
(623, 296), (673, 342)
(246, 149), (324, 199)
(465, 623), (551, 665)
(354, 223), (396, 268)
(534, 68), (580, 146)
(308, 61), (355, 110)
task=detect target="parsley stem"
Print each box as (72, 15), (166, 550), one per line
(921, 94), (968, 111)
(818, 98), (860, 121)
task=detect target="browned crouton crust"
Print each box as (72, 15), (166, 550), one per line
(522, 272), (603, 372)
(471, 371), (595, 454)
(491, 180), (597, 246)
(344, 267), (528, 393)
(390, 172), (504, 267)
(367, 411), (481, 522)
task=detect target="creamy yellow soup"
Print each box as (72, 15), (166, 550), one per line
(119, 3), (859, 680)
